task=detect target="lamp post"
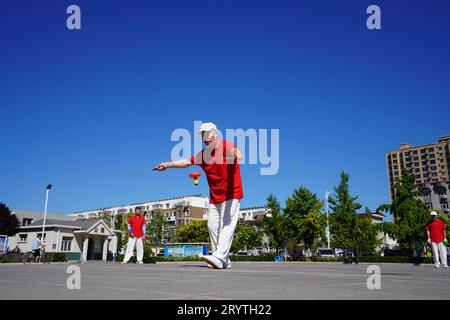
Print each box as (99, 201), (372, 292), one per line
(325, 191), (332, 249)
(41, 184), (52, 249)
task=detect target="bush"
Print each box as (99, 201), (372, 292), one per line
(355, 256), (433, 264)
(315, 257), (340, 262)
(229, 254), (276, 262)
(0, 253), (24, 263)
(41, 252), (67, 263)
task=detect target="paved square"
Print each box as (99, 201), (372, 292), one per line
(0, 262), (449, 300)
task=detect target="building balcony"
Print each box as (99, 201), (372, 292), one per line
(174, 201), (185, 208)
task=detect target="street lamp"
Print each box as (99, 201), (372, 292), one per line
(325, 191), (332, 249)
(41, 184), (52, 249)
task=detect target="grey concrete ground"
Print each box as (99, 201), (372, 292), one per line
(0, 261), (449, 300)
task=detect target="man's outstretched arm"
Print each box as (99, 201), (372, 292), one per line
(154, 159), (192, 171)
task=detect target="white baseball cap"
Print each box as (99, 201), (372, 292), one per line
(430, 211), (438, 216)
(198, 122), (217, 134)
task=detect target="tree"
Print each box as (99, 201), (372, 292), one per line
(377, 168), (429, 253)
(353, 210), (381, 256)
(146, 210), (168, 254)
(176, 220), (209, 243)
(329, 172), (362, 252)
(231, 222), (263, 253)
(0, 203), (19, 236)
(262, 194), (286, 253)
(284, 187), (325, 254)
(114, 213), (127, 253)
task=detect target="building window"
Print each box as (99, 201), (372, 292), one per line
(37, 233), (47, 241)
(429, 148), (434, 152)
(22, 218), (33, 226)
(19, 234), (28, 242)
(166, 203), (170, 208)
(440, 203), (449, 210)
(430, 154), (435, 158)
(413, 150), (418, 155)
(61, 237), (73, 252)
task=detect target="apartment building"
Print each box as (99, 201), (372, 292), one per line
(68, 194), (210, 227)
(386, 135), (450, 214)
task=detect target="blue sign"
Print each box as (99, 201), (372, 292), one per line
(164, 244), (208, 257)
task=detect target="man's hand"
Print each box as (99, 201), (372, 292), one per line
(427, 238), (431, 245)
(141, 237), (146, 241)
(154, 164), (167, 171)
(129, 233), (134, 238)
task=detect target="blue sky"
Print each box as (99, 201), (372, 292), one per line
(1, 1), (449, 221)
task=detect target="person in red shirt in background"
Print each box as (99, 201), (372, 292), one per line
(424, 211), (448, 268)
(122, 206), (147, 264)
(155, 122), (243, 269)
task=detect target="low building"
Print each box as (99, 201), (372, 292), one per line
(239, 206), (269, 223)
(69, 194), (210, 227)
(8, 218), (115, 262)
(11, 209), (75, 227)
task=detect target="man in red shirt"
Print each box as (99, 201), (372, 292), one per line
(424, 211), (447, 268)
(123, 206), (147, 264)
(155, 122), (243, 269)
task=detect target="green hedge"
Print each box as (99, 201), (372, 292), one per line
(115, 254), (277, 263)
(229, 254), (277, 261)
(41, 253), (67, 263)
(0, 254), (23, 263)
(356, 256), (433, 264)
(113, 254), (435, 264)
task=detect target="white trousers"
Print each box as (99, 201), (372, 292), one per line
(431, 242), (448, 267)
(208, 199), (241, 265)
(124, 237), (144, 263)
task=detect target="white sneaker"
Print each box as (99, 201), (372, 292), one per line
(201, 255), (223, 269)
(121, 261), (128, 264)
(434, 264), (441, 268)
(444, 265), (448, 268)
(138, 261), (144, 264)
(207, 262), (231, 269)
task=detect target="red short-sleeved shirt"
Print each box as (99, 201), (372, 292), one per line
(128, 215), (146, 238)
(424, 219), (446, 243)
(190, 140), (243, 204)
